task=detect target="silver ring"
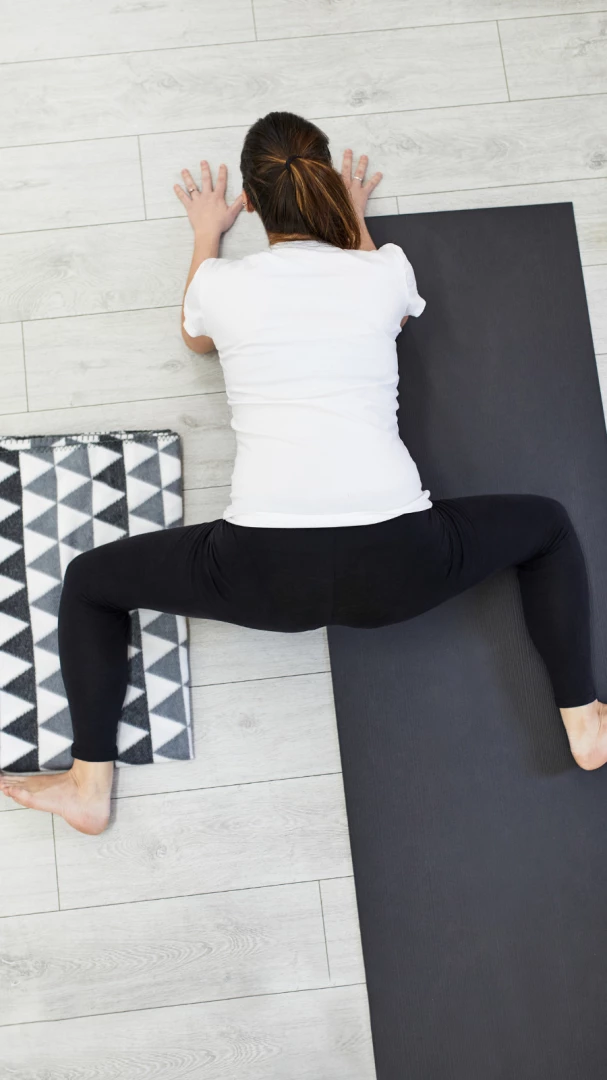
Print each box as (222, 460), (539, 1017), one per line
(187, 186), (196, 194)
(353, 176), (363, 182)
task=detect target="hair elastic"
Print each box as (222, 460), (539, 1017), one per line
(284, 154), (302, 172)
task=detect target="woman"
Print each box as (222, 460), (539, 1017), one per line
(1, 111), (605, 835)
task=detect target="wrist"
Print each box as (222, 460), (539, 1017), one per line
(193, 225), (222, 246)
(193, 230), (219, 243)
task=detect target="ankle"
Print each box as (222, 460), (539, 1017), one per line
(70, 758), (114, 794)
(560, 699), (600, 735)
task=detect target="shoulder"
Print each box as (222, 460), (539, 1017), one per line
(186, 256), (240, 306)
(346, 242), (415, 275)
(191, 256), (237, 281)
(368, 242), (426, 318)
(374, 242), (420, 288)
(195, 251), (281, 281)
(374, 242), (414, 268)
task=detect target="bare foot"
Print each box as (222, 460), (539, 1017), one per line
(0, 760), (113, 834)
(560, 700), (607, 771)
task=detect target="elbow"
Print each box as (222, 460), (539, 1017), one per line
(181, 323), (215, 355)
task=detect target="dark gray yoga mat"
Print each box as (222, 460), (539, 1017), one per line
(327, 204), (607, 1080)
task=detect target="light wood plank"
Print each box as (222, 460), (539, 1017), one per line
(365, 197), (400, 216)
(321, 877), (366, 986)
(1, 0), (254, 64)
(0, 218), (190, 322)
(184, 485), (230, 524)
(500, 12), (607, 100)
(188, 621), (330, 687)
(115, 672), (340, 800)
(254, 0), (599, 39)
(0, 984), (375, 1080)
(397, 177), (607, 266)
(318, 96), (607, 197)
(0, 215), (269, 324)
(0, 810), (58, 917)
(0, 321), (27, 413)
(23, 306), (224, 410)
(0, 138), (143, 235)
(54, 774), (352, 908)
(0, 25), (506, 148)
(0, 393), (235, 491)
(0, 881), (328, 1024)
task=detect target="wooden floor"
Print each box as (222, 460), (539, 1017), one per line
(1, 2), (606, 1075)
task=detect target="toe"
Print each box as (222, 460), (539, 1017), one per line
(4, 785), (34, 807)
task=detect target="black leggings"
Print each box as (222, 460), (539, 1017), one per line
(58, 494), (596, 762)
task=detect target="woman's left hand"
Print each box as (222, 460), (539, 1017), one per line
(174, 161), (243, 236)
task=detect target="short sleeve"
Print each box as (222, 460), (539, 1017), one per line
(379, 242), (426, 319)
(182, 257), (219, 338)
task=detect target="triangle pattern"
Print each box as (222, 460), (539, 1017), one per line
(0, 431), (192, 772)
(128, 514), (162, 536)
(0, 575), (24, 603)
(40, 742), (73, 771)
(39, 707), (73, 739)
(148, 646), (182, 685)
(88, 444), (121, 478)
(1, 731), (37, 769)
(23, 527), (56, 565)
(153, 685), (187, 724)
(0, 460), (17, 484)
(0, 652), (32, 689)
(0, 689), (35, 729)
(5, 709), (39, 747)
(117, 720), (149, 754)
(146, 611), (180, 644)
(0, 536), (21, 566)
(117, 729), (153, 765)
(154, 726), (191, 761)
(19, 451), (53, 487)
(149, 713), (186, 753)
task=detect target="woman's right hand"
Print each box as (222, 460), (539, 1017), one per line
(341, 150), (382, 219)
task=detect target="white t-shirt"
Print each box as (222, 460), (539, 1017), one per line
(183, 238), (432, 528)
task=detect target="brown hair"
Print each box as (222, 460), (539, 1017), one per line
(240, 111), (361, 250)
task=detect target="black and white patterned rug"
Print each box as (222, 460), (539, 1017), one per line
(0, 430), (193, 772)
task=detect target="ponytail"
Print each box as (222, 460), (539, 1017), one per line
(240, 111), (361, 250)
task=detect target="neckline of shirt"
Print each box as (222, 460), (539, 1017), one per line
(269, 239), (337, 249)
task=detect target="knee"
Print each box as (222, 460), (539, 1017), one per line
(532, 495), (574, 544)
(539, 496), (572, 527)
(61, 549), (100, 601)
